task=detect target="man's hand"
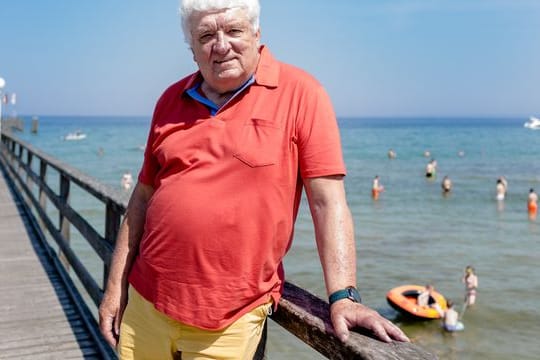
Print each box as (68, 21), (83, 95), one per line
(97, 182), (152, 348)
(330, 300), (410, 343)
(98, 288), (127, 348)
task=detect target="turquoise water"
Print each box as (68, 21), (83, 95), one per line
(12, 116), (540, 359)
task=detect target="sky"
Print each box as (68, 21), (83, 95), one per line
(1, 0), (539, 118)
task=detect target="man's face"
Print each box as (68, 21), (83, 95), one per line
(190, 8), (260, 93)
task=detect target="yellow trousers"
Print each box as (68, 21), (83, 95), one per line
(118, 287), (271, 360)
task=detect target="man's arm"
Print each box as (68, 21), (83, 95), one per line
(98, 182), (154, 347)
(304, 176), (409, 343)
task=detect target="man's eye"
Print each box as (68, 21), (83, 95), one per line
(229, 29), (243, 36)
(199, 33), (214, 42)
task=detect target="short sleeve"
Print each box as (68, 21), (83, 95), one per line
(295, 84), (346, 179)
(137, 98), (163, 187)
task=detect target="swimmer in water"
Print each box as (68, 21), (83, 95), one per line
(528, 188), (538, 215)
(425, 159), (437, 178)
(372, 175), (384, 199)
(496, 178), (506, 201)
(462, 265), (478, 306)
(441, 176), (452, 193)
(499, 176), (508, 192)
(442, 300), (464, 332)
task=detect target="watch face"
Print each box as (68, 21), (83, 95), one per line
(347, 287), (361, 302)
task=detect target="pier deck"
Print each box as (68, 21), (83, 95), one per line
(0, 166), (112, 359)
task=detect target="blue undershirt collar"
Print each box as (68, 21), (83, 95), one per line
(186, 75), (255, 116)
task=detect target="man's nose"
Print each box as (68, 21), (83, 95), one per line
(213, 31), (230, 54)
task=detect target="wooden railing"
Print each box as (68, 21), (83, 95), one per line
(0, 132), (436, 360)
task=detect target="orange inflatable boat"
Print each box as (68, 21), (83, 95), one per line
(386, 284), (448, 319)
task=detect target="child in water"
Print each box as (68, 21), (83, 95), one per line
(462, 265), (478, 306)
(443, 300), (464, 332)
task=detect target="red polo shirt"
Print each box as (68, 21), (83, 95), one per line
(130, 46), (346, 330)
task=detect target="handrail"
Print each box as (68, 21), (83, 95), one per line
(0, 132), (437, 359)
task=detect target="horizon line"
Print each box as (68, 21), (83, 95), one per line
(11, 114), (534, 119)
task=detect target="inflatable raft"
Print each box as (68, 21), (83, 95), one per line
(386, 284), (448, 319)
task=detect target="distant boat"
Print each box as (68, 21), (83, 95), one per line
(64, 130), (87, 141)
(524, 116), (540, 129)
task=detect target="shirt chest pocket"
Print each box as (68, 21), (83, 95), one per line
(233, 118), (283, 167)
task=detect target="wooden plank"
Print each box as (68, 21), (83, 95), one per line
(0, 179), (90, 359)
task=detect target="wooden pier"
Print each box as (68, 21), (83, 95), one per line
(0, 150), (114, 358)
(0, 131), (437, 359)
(1, 117), (25, 133)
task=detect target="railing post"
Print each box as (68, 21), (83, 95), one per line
(59, 173), (71, 270)
(15, 142), (22, 174)
(26, 150), (33, 195)
(103, 201), (122, 288)
(38, 159), (48, 231)
(26, 150), (33, 181)
(10, 139), (17, 166)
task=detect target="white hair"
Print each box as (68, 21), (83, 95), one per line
(179, 0), (260, 45)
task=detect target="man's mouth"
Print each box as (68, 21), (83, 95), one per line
(215, 58), (234, 64)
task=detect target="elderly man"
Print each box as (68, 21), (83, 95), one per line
(99, 0), (409, 358)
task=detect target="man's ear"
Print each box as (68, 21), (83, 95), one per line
(255, 28), (261, 46)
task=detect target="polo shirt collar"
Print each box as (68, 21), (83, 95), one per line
(254, 45), (279, 88)
(184, 72), (203, 93)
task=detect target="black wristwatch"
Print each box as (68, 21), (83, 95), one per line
(329, 286), (362, 305)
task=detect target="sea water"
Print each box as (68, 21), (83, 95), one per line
(11, 116), (540, 360)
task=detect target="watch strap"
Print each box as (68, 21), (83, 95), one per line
(329, 286), (361, 305)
